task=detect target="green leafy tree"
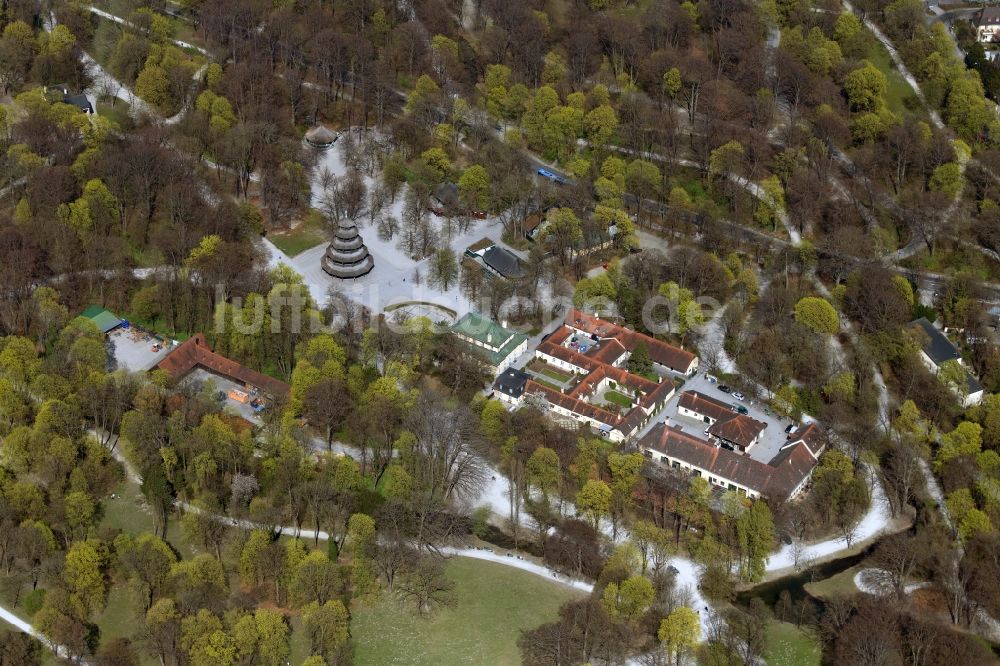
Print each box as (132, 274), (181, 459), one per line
(239, 530), (273, 589)
(576, 479), (612, 529)
(659, 606), (700, 665)
(458, 165), (490, 211)
(708, 140), (745, 180)
(252, 609), (290, 666)
(135, 64), (171, 110)
(794, 297), (839, 334)
(958, 508), (992, 540)
(145, 599), (181, 665)
(658, 282), (703, 336)
(302, 600), (350, 662)
(347, 513), (378, 596)
(544, 207), (583, 266)
(608, 452), (645, 540)
(736, 500), (774, 582)
(573, 274), (617, 309)
(181, 610), (235, 666)
(754, 175), (786, 230)
(64, 539), (107, 617)
(945, 74), (993, 143)
(541, 105), (583, 160)
(936, 421), (982, 469)
(583, 104), (618, 147)
(114, 532), (176, 610)
(526, 447), (561, 502)
(625, 159), (661, 199)
(602, 575), (654, 622)
(627, 342), (652, 376)
(420, 147), (451, 181)
(843, 60), (887, 112)
(929, 162), (964, 199)
(663, 67), (682, 100)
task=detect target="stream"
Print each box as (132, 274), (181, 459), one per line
(736, 543), (876, 609)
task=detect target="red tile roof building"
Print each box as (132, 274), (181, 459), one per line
(678, 390), (767, 453)
(522, 310), (696, 441)
(640, 422), (824, 501)
(155, 333), (290, 399)
(561, 309), (698, 375)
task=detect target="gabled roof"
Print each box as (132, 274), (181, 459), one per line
(911, 318), (961, 366)
(679, 390), (735, 422)
(451, 312), (528, 368)
(565, 308), (697, 374)
(766, 441), (820, 498)
(80, 305), (123, 334)
(64, 94), (93, 114)
(482, 245), (525, 279)
(977, 6), (1000, 24)
(156, 333), (290, 398)
(523, 212), (546, 237)
(526, 379), (621, 429)
(708, 414), (767, 449)
(787, 422), (827, 455)
(967, 371), (984, 395)
(641, 423), (819, 500)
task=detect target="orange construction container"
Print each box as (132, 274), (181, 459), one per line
(227, 389), (250, 403)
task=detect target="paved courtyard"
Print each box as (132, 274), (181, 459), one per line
(265, 130), (536, 321)
(108, 327), (173, 372)
(651, 371), (798, 464)
(181, 368), (267, 424)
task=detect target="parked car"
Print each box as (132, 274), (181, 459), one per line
(705, 373), (718, 383)
(718, 384), (731, 393)
(733, 391), (745, 401)
(784, 423), (796, 434)
(733, 404), (749, 415)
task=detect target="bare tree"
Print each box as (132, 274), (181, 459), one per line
(405, 395), (488, 505)
(396, 556), (456, 615)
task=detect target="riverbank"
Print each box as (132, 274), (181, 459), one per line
(752, 508), (914, 585)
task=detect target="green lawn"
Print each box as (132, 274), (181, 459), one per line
(604, 390), (634, 407)
(528, 360), (573, 383)
(866, 40), (922, 118)
(268, 213), (328, 257)
(804, 565), (861, 600)
(101, 476), (198, 560)
(351, 557), (582, 666)
(532, 376), (564, 392)
(289, 617), (312, 664)
(96, 585), (150, 657)
(765, 620), (822, 666)
(539, 367), (572, 383)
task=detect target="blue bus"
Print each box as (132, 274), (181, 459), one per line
(536, 168), (569, 185)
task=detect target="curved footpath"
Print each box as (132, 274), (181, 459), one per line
(0, 604), (90, 664)
(0, 416), (898, 657)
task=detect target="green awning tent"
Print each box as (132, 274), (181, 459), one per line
(80, 305), (123, 334)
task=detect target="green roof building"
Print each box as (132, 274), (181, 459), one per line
(450, 312), (528, 375)
(80, 305), (124, 334)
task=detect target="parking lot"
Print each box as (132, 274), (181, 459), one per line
(656, 371), (798, 465)
(108, 327), (174, 372)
